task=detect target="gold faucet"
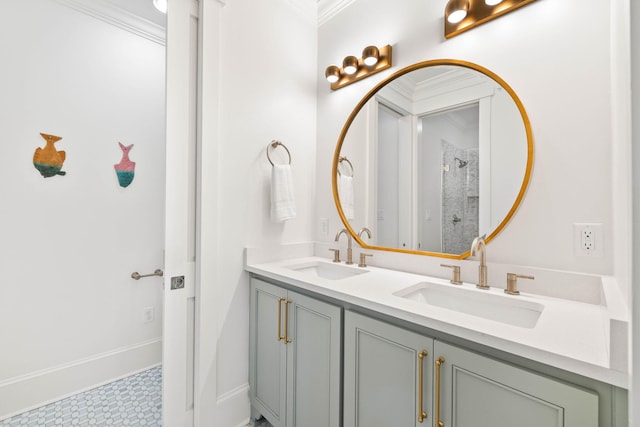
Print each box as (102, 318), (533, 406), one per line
(358, 227), (372, 241)
(335, 229), (353, 265)
(470, 236), (489, 289)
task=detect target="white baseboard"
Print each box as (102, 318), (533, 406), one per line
(0, 338), (162, 420)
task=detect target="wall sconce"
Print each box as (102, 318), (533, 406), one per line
(444, 0), (537, 39)
(324, 45), (392, 91)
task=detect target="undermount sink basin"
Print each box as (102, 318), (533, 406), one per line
(285, 261), (368, 280)
(394, 282), (544, 328)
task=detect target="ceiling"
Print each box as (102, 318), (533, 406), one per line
(101, 0), (350, 28)
(103, 0), (167, 26)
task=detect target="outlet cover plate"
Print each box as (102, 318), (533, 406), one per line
(573, 223), (603, 257)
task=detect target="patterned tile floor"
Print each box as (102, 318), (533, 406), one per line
(0, 366), (162, 426)
(254, 418), (273, 427)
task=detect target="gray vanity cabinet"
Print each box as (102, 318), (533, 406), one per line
(344, 311), (434, 427)
(435, 341), (599, 427)
(249, 278), (341, 427)
(344, 311), (599, 427)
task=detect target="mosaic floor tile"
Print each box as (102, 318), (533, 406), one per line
(1, 366), (162, 427)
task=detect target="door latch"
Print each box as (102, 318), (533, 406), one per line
(171, 276), (185, 290)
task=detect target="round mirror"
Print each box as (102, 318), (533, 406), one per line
(332, 59), (533, 259)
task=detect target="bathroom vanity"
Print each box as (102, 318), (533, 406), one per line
(247, 56), (627, 427)
(246, 254), (628, 427)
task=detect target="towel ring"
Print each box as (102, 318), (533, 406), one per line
(266, 140), (291, 166)
(338, 156), (354, 177)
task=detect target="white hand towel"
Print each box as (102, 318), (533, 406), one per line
(338, 174), (355, 220)
(271, 164), (297, 222)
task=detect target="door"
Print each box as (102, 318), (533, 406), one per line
(344, 311), (433, 427)
(434, 341), (599, 427)
(163, 0), (199, 426)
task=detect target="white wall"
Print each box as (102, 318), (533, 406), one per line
(0, 0), (165, 418)
(196, 0), (317, 425)
(317, 0), (621, 277)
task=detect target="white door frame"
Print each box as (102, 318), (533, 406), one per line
(163, 0), (200, 425)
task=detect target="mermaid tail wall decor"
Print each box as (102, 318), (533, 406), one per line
(33, 133), (66, 177)
(114, 142), (136, 188)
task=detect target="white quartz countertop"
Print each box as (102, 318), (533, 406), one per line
(246, 255), (628, 388)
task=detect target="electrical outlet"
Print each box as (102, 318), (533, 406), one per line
(143, 307), (155, 323)
(319, 218), (329, 236)
(573, 223), (603, 257)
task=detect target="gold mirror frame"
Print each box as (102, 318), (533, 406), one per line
(331, 59), (534, 259)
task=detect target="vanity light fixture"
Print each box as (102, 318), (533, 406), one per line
(445, 0), (469, 24)
(324, 45), (392, 91)
(153, 0), (167, 14)
(362, 46), (380, 66)
(342, 56), (359, 75)
(444, 0), (538, 39)
(325, 66), (341, 83)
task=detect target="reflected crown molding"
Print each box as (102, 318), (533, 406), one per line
(55, 0), (166, 46)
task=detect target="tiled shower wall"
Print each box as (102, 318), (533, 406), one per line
(441, 142), (478, 254)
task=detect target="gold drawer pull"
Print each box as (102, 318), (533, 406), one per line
(435, 357), (445, 427)
(284, 300), (293, 344)
(418, 350), (428, 423)
(277, 297), (286, 341)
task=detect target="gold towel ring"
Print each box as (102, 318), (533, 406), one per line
(266, 140), (291, 166)
(338, 156), (354, 177)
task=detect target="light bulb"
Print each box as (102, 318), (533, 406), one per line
(343, 56), (358, 75)
(445, 0), (469, 24)
(325, 66), (340, 83)
(485, 0), (503, 5)
(447, 9), (467, 23)
(153, 0), (167, 14)
(362, 46), (379, 67)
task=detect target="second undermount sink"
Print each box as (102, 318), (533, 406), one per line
(285, 260), (369, 280)
(394, 282), (544, 328)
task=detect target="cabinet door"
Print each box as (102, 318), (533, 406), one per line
(250, 279), (288, 427)
(344, 311), (434, 427)
(434, 341), (599, 427)
(286, 291), (341, 427)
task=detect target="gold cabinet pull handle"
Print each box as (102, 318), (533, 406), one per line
(284, 300), (293, 343)
(418, 350), (428, 423)
(277, 297), (286, 341)
(435, 357), (445, 427)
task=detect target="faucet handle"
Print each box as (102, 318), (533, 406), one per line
(329, 248), (341, 263)
(358, 253), (373, 268)
(505, 273), (535, 295)
(440, 264), (462, 285)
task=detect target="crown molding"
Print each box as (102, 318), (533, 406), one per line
(282, 0), (317, 26)
(55, 0), (166, 45)
(318, 0), (356, 26)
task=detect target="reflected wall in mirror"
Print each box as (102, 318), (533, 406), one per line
(332, 59), (533, 259)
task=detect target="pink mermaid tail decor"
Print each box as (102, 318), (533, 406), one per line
(33, 133), (66, 177)
(114, 142), (136, 187)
